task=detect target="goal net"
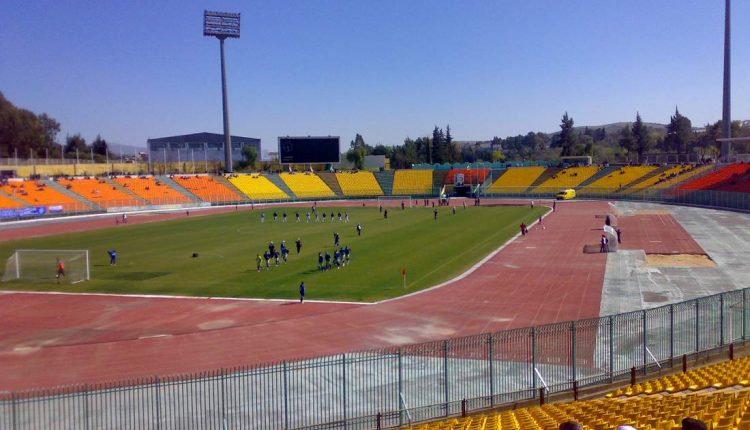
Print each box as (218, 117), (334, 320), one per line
(2, 249), (90, 283)
(377, 196), (413, 207)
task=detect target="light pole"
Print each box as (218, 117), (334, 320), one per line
(721, 0), (732, 161)
(204, 10), (240, 173)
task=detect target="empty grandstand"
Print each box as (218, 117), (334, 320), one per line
(56, 177), (142, 208)
(114, 176), (192, 204)
(279, 172), (336, 199)
(173, 175), (246, 203)
(227, 173), (289, 201)
(335, 171), (384, 196)
(679, 163), (750, 192)
(531, 166), (600, 192)
(485, 166), (546, 194)
(0, 179), (88, 212)
(579, 165), (658, 194)
(392, 170), (434, 195)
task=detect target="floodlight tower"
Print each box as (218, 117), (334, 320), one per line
(721, 0), (731, 161)
(204, 10), (240, 173)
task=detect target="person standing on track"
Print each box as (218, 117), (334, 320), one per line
(299, 281), (306, 303)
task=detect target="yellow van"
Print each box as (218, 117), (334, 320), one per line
(556, 188), (576, 200)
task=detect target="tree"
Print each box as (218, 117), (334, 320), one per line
(431, 126), (445, 164)
(618, 124), (634, 157)
(345, 133), (369, 169)
(65, 134), (88, 156)
(664, 108), (693, 154)
(91, 134), (108, 156)
(241, 145), (258, 169)
(552, 112), (577, 157)
(631, 112), (652, 162)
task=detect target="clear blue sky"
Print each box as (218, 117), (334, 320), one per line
(1, 1), (748, 153)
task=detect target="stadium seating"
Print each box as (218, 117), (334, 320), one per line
(0, 179), (85, 211)
(443, 168), (491, 185)
(580, 166), (657, 193)
(532, 166), (600, 191)
(227, 174), (289, 201)
(173, 175), (245, 203)
(392, 170), (434, 195)
(623, 165), (692, 193)
(678, 163), (750, 192)
(0, 193), (24, 209)
(279, 172), (336, 199)
(651, 164), (715, 190)
(114, 177), (192, 204)
(56, 177), (141, 208)
(485, 167), (546, 193)
(335, 171), (384, 196)
(400, 358), (750, 430)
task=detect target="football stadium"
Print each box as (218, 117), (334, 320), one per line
(2, 3), (750, 430)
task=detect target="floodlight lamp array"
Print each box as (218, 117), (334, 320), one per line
(203, 10), (241, 38)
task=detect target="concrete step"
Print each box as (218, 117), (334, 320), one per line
(374, 171), (394, 195)
(316, 172), (343, 197)
(266, 173), (297, 199)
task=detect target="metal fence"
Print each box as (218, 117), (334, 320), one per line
(1, 288), (747, 429)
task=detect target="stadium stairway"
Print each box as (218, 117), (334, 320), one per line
(157, 176), (201, 203)
(316, 172), (344, 197)
(107, 179), (150, 205)
(575, 166), (619, 188)
(480, 170), (503, 193)
(0, 189), (29, 207)
(374, 170), (395, 195)
(654, 164), (716, 190)
(214, 175), (251, 201)
(622, 165), (672, 190)
(266, 173), (298, 199)
(44, 179), (101, 211)
(528, 167), (564, 191)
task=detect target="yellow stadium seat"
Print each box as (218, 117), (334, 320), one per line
(392, 170), (433, 195)
(279, 172), (335, 198)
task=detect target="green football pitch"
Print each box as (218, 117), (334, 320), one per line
(0, 205), (548, 302)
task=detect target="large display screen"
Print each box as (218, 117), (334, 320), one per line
(278, 137), (340, 164)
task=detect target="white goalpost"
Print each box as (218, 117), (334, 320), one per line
(2, 249), (90, 283)
(377, 196), (413, 207)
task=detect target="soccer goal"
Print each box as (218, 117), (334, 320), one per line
(2, 249), (90, 283)
(377, 196), (413, 207)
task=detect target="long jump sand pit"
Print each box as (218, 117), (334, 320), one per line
(645, 253), (716, 268)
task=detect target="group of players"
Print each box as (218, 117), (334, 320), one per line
(256, 238), (303, 271)
(317, 231), (352, 271)
(260, 207), (350, 224)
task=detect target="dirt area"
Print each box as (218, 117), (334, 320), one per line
(645, 253), (717, 267)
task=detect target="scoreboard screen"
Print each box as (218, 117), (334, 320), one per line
(278, 137), (340, 164)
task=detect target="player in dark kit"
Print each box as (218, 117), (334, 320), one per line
(356, 223), (362, 236)
(318, 252), (324, 270)
(296, 238), (302, 254)
(334, 232), (340, 247)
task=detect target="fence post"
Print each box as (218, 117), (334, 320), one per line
(571, 321), (577, 383)
(642, 310), (648, 374)
(630, 367), (636, 386)
(695, 300), (700, 352)
(398, 348), (403, 427)
(539, 388), (545, 406)
(154, 377), (161, 430)
(531, 327), (537, 398)
(488, 333), (494, 406)
(744, 288), (748, 341)
(443, 340), (449, 416)
(609, 316), (614, 383)
(84, 384), (90, 430)
(283, 361), (289, 430)
(573, 380), (579, 401)
(11, 391), (17, 430)
(669, 304), (675, 367)
(682, 355), (687, 373)
(720, 294), (725, 347)
(342, 354), (347, 427)
(221, 368), (226, 427)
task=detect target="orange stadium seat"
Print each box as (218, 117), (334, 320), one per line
(679, 163), (750, 191)
(172, 175), (244, 203)
(0, 193), (25, 209)
(0, 179), (86, 212)
(114, 176), (192, 204)
(56, 177), (141, 208)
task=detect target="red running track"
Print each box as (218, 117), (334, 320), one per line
(0, 200), (613, 390)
